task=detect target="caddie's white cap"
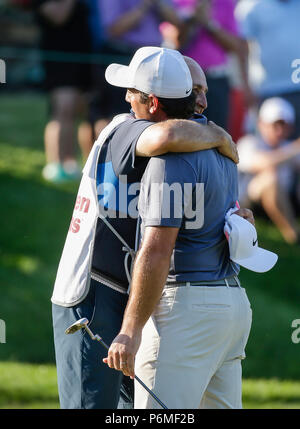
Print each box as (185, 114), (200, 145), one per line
(224, 214), (278, 273)
(105, 46), (193, 99)
(259, 97), (295, 124)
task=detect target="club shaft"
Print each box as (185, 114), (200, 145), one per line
(89, 330), (168, 409)
(134, 374), (168, 409)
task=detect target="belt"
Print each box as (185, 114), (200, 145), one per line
(165, 276), (241, 288)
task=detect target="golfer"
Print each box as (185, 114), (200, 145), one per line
(105, 53), (253, 409)
(51, 46), (240, 409)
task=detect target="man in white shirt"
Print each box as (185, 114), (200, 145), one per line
(238, 97), (300, 244)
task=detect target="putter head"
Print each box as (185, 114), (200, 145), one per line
(65, 317), (89, 335)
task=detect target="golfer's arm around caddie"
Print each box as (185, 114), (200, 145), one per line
(135, 117), (238, 161)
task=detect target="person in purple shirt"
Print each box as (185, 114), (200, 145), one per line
(161, 0), (250, 131)
(100, 0), (179, 49)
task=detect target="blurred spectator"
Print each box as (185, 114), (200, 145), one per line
(85, 0), (181, 141)
(227, 54), (248, 142)
(34, 0), (93, 183)
(236, 0), (300, 139)
(238, 97), (300, 244)
(160, 0), (250, 131)
(1, 1), (42, 88)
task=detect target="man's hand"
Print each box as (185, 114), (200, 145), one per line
(235, 208), (255, 226)
(103, 331), (142, 379)
(209, 121), (239, 164)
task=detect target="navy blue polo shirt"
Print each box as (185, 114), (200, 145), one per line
(138, 142), (240, 282)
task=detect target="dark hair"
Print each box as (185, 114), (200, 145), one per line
(139, 91), (196, 119)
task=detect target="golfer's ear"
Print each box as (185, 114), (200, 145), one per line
(148, 94), (159, 114)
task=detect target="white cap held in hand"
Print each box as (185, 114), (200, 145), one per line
(224, 213), (278, 273)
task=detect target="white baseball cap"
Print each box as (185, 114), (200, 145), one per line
(105, 46), (193, 99)
(259, 97), (295, 124)
(224, 214), (278, 273)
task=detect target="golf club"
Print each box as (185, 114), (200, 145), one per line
(65, 317), (168, 409)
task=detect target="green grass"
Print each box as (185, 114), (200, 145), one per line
(0, 93), (79, 363)
(1, 93), (300, 408)
(0, 362), (300, 409)
(0, 363), (59, 409)
(243, 379), (300, 409)
(238, 220), (300, 379)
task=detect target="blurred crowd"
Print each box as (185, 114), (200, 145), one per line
(2, 0), (300, 244)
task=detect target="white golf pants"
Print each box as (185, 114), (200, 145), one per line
(134, 285), (252, 409)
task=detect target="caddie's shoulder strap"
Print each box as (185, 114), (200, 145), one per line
(97, 210), (137, 289)
(91, 114), (138, 293)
